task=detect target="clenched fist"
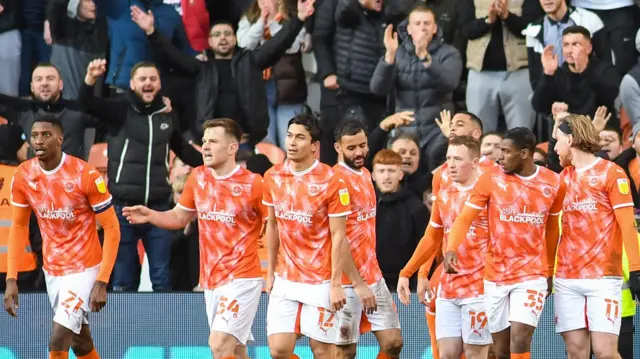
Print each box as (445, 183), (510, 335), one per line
(85, 59), (107, 86)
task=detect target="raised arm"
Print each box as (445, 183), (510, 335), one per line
(370, 24), (399, 96)
(312, 0), (338, 84)
(131, 5), (202, 76)
(251, 0), (314, 70)
(79, 59), (128, 127)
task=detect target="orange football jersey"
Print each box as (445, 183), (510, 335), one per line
(556, 159), (634, 279)
(263, 160), (351, 284)
(465, 166), (563, 285)
(333, 163), (383, 286)
(433, 181), (489, 299)
(10, 153), (112, 276)
(178, 165), (265, 289)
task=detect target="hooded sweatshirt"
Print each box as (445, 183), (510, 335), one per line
(375, 186), (429, 287)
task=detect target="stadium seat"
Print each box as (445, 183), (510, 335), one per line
(88, 143), (108, 172)
(256, 142), (286, 164)
(88, 143), (108, 182)
(536, 142), (548, 152)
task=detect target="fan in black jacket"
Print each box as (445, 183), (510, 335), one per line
(79, 59), (202, 206)
(130, 2), (313, 146)
(78, 59), (202, 292)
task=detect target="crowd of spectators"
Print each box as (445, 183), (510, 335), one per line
(1, 0), (640, 294)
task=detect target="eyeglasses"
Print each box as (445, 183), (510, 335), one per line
(210, 31), (234, 38)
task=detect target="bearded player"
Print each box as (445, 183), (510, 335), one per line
(263, 114), (376, 359)
(553, 114), (640, 359)
(332, 119), (402, 359)
(4, 115), (120, 359)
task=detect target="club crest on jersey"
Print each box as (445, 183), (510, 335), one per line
(231, 185), (243, 196)
(339, 188), (350, 206)
(542, 187), (552, 198)
(588, 176), (599, 187)
(617, 178), (630, 195)
(308, 184), (320, 196)
(95, 177), (107, 194)
(63, 181), (74, 193)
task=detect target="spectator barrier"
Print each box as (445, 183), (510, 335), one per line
(0, 293), (639, 358)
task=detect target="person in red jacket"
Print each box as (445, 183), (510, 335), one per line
(180, 0), (210, 52)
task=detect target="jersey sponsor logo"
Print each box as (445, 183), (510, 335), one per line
(499, 206), (544, 225)
(308, 184), (320, 196)
(274, 203), (313, 224)
(37, 205), (75, 220)
(339, 188), (350, 206)
(95, 177), (107, 194)
(63, 181), (75, 193)
(27, 180), (37, 190)
(160, 123), (170, 130)
(356, 208), (376, 222)
(497, 182), (508, 191)
(617, 178), (630, 195)
(563, 199), (597, 213)
(197, 204), (236, 224)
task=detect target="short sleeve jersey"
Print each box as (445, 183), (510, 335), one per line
(556, 159), (634, 279)
(333, 163), (382, 286)
(178, 165), (265, 289)
(465, 166), (563, 285)
(10, 153), (112, 276)
(263, 160), (351, 284)
(432, 181), (489, 299)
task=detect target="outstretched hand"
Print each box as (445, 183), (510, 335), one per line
(131, 5), (155, 35)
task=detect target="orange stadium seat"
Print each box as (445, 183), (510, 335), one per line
(88, 143), (108, 171)
(88, 143), (108, 182)
(256, 142), (286, 164)
(536, 142), (548, 152)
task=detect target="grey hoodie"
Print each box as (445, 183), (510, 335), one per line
(370, 21), (462, 148)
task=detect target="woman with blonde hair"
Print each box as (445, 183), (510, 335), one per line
(237, 0), (311, 149)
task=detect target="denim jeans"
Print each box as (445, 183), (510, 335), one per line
(112, 203), (173, 291)
(264, 79), (305, 149)
(19, 29), (51, 97)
